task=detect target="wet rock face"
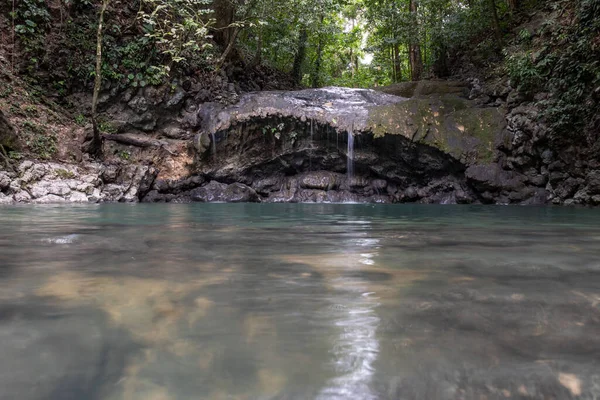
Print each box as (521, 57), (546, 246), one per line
(141, 112), (482, 204)
(154, 84), (543, 205)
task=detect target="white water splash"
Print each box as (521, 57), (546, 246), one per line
(43, 234), (80, 244)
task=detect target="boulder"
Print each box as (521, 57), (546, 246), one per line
(190, 181), (259, 203)
(300, 171), (341, 190)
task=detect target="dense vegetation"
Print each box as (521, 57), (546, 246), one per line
(1, 0), (598, 156)
(1, 0), (567, 89)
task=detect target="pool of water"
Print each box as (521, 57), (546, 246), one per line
(1, 204), (599, 400)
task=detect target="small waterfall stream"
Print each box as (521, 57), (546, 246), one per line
(310, 119), (314, 171)
(347, 130), (354, 178)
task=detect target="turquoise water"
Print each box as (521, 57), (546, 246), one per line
(1, 204), (600, 399)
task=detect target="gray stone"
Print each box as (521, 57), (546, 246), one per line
(465, 164), (524, 193)
(18, 160), (33, 173)
(166, 89), (186, 108)
(30, 182), (49, 198)
(128, 96), (149, 114)
(162, 127), (189, 139)
(0, 193), (13, 204)
(33, 194), (66, 204)
(101, 164), (120, 183)
(102, 184), (125, 200)
(190, 181), (259, 203)
(47, 181), (71, 197)
(20, 164), (47, 184)
(300, 171), (341, 190)
(586, 170), (600, 194)
(371, 179), (388, 190)
(0, 171), (11, 190)
(13, 190), (31, 202)
(69, 191), (89, 203)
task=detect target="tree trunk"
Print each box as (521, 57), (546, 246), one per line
(216, 26), (241, 68)
(213, 0), (236, 47)
(489, 0), (503, 48)
(393, 43), (402, 82)
(312, 41), (323, 88)
(311, 15), (325, 88)
(292, 26), (308, 85)
(408, 0), (423, 81)
(88, 0), (109, 158)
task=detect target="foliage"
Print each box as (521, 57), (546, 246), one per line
(504, 50), (542, 94)
(55, 169), (76, 179)
(13, 0), (51, 74)
(21, 120), (57, 159)
(138, 0), (215, 69)
(506, 0), (600, 143)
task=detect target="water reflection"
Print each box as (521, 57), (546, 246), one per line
(0, 204), (599, 399)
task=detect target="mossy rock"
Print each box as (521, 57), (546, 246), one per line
(377, 81), (468, 98)
(368, 95), (505, 165)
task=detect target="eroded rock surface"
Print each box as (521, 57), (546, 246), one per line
(0, 160), (157, 204)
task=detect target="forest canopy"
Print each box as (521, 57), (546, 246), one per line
(7, 0), (524, 89)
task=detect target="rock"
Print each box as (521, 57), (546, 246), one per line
(371, 179), (388, 191)
(466, 164), (525, 194)
(252, 175), (285, 195)
(0, 109), (19, 150)
(345, 176), (369, 188)
(69, 191), (89, 203)
(127, 112), (157, 132)
(33, 194), (66, 204)
(47, 181), (71, 197)
(162, 126), (189, 139)
(30, 182), (49, 198)
(102, 184), (125, 201)
(88, 188), (103, 203)
(20, 164), (47, 184)
(13, 190), (31, 202)
(101, 164), (120, 183)
(18, 160), (34, 173)
(190, 181), (259, 203)
(128, 96), (149, 114)
(0, 193), (13, 204)
(223, 183), (260, 202)
(0, 171), (11, 190)
(190, 181), (228, 202)
(166, 88), (186, 108)
(401, 187), (420, 202)
(136, 166), (158, 200)
(193, 132), (212, 154)
(300, 171), (341, 190)
(586, 170), (600, 194)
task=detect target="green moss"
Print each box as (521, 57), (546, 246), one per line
(367, 95), (505, 164)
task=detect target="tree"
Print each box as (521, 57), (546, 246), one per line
(408, 0), (423, 81)
(88, 0), (109, 158)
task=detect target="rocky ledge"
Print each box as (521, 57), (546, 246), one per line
(4, 82), (597, 205)
(0, 160), (157, 204)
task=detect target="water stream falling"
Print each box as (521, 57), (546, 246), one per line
(347, 130), (354, 178)
(310, 119), (314, 171)
(210, 132), (217, 159)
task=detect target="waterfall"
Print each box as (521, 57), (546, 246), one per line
(347, 130), (354, 178)
(210, 132), (217, 159)
(309, 119), (314, 171)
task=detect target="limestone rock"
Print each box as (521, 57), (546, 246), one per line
(190, 181), (259, 203)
